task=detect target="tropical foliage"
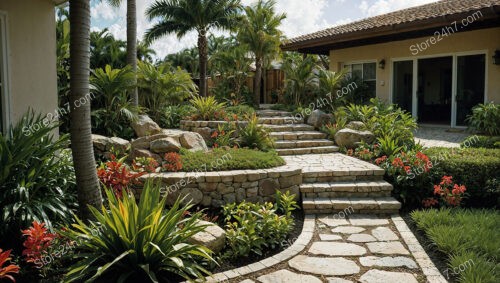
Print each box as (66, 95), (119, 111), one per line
(238, 114), (274, 151)
(466, 102), (500, 136)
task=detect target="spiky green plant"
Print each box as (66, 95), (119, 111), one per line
(189, 96), (226, 121)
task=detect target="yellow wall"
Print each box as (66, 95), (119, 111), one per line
(329, 27), (500, 103)
(0, 0), (58, 127)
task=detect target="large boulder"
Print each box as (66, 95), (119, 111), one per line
(345, 121), (366, 131)
(334, 128), (375, 149)
(307, 110), (333, 128)
(129, 148), (162, 163)
(150, 137), (181, 153)
(108, 137), (130, 152)
(180, 132), (208, 152)
(92, 134), (109, 151)
(92, 134), (130, 155)
(193, 127), (212, 141)
(131, 115), (162, 137)
(187, 220), (226, 254)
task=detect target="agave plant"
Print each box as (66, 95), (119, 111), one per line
(62, 181), (215, 282)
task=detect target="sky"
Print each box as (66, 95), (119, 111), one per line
(90, 0), (440, 59)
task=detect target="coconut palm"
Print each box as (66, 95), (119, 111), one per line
(69, 0), (103, 220)
(106, 0), (139, 106)
(238, 0), (285, 107)
(144, 0), (242, 97)
(137, 41), (157, 62)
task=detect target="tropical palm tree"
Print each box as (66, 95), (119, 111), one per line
(69, 0), (103, 220)
(238, 0), (285, 107)
(106, 0), (139, 106)
(137, 41), (157, 62)
(144, 0), (242, 97)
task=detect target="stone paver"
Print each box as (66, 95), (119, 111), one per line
(371, 227), (399, 241)
(347, 233), (377, 242)
(309, 242), (367, 256)
(288, 255), (360, 276)
(318, 216), (350, 226)
(331, 226), (365, 234)
(257, 269), (322, 283)
(367, 241), (410, 255)
(326, 278), (354, 283)
(348, 214), (389, 226)
(359, 256), (418, 268)
(414, 126), (469, 148)
(359, 269), (418, 283)
(319, 234), (343, 241)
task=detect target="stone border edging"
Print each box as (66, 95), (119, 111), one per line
(391, 214), (448, 283)
(200, 214), (315, 283)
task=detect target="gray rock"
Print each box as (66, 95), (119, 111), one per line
(150, 137), (181, 153)
(308, 242), (366, 256)
(131, 115), (161, 137)
(371, 227), (399, 241)
(319, 234), (343, 241)
(366, 241), (410, 255)
(193, 127), (212, 142)
(92, 134), (109, 151)
(345, 121), (365, 130)
(259, 178), (279, 196)
(179, 132), (208, 152)
(334, 128), (375, 149)
(359, 256), (418, 269)
(359, 269), (418, 283)
(307, 109), (333, 128)
(326, 278), (353, 283)
(288, 255), (360, 276)
(331, 226), (365, 234)
(347, 233), (377, 243)
(187, 220), (226, 253)
(129, 148), (162, 163)
(167, 187), (203, 206)
(257, 269), (322, 283)
(108, 137), (130, 152)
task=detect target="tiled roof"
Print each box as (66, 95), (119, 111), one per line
(282, 0), (500, 49)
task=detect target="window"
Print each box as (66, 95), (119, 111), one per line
(344, 62), (377, 101)
(0, 13), (8, 134)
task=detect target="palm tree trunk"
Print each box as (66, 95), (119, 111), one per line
(69, 0), (103, 220)
(198, 32), (208, 96)
(253, 56), (263, 107)
(127, 0), (138, 106)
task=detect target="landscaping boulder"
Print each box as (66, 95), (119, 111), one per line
(150, 137), (181, 153)
(188, 220), (226, 254)
(334, 128), (375, 149)
(92, 134), (109, 151)
(131, 115), (161, 137)
(108, 137), (130, 152)
(307, 109), (333, 128)
(129, 148), (162, 163)
(193, 127), (212, 141)
(346, 121), (365, 131)
(92, 134), (130, 156)
(180, 132), (208, 152)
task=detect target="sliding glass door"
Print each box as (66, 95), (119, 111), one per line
(392, 60), (413, 114)
(455, 54), (485, 126)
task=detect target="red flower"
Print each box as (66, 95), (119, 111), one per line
(422, 198), (438, 208)
(433, 185), (442, 195)
(440, 175), (453, 186)
(211, 131), (219, 138)
(346, 149), (354, 156)
(162, 152), (183, 172)
(391, 157), (404, 168)
(21, 221), (56, 264)
(375, 155), (387, 165)
(97, 160), (146, 197)
(0, 249), (19, 282)
(404, 166), (411, 174)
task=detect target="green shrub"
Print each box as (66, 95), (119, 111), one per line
(424, 147), (500, 208)
(225, 105), (255, 118)
(238, 114), (274, 151)
(0, 112), (77, 250)
(460, 135), (500, 149)
(160, 104), (195, 128)
(62, 182), (214, 282)
(91, 65), (139, 139)
(189, 96), (226, 121)
(411, 209), (500, 282)
(180, 148), (284, 171)
(222, 191), (297, 258)
(466, 102), (500, 136)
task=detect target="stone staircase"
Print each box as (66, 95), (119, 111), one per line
(256, 110), (339, 156)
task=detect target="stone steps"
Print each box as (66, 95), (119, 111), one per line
(264, 124), (316, 132)
(274, 139), (335, 149)
(302, 196), (401, 214)
(300, 180), (393, 198)
(270, 131), (327, 140)
(301, 167), (386, 183)
(259, 116), (300, 125)
(276, 146), (339, 156)
(256, 110), (292, 117)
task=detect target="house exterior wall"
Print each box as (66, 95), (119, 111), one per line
(0, 0), (58, 127)
(329, 27), (500, 104)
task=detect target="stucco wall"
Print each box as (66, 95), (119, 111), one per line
(0, 0), (58, 126)
(329, 27), (500, 104)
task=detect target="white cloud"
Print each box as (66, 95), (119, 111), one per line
(359, 0), (439, 17)
(90, 1), (118, 21)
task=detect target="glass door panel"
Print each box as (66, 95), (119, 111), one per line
(392, 60), (413, 114)
(456, 54), (485, 126)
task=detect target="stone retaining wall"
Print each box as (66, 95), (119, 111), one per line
(179, 120), (248, 141)
(138, 165), (302, 207)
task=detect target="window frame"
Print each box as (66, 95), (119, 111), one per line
(0, 11), (11, 135)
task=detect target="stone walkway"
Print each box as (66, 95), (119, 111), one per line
(223, 214), (446, 283)
(414, 126), (470, 148)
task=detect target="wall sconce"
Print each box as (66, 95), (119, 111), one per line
(493, 50), (500, 65)
(379, 59), (386, 69)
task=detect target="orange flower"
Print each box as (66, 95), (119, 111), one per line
(391, 157), (404, 168)
(0, 249), (19, 282)
(440, 175), (453, 185)
(21, 221), (56, 264)
(433, 185), (442, 195)
(211, 131), (219, 138)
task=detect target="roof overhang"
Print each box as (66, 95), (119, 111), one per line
(53, 0), (68, 6)
(282, 5), (500, 55)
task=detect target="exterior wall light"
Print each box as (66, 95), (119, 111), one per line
(493, 50), (500, 65)
(379, 59), (386, 69)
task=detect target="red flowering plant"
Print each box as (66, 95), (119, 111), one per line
(132, 157), (160, 173)
(21, 221), (56, 266)
(0, 249), (20, 282)
(210, 123), (237, 148)
(97, 155), (146, 197)
(423, 175), (467, 208)
(162, 152), (183, 172)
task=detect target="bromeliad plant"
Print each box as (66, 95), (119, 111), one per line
(97, 157), (146, 198)
(238, 113), (274, 151)
(0, 249), (20, 282)
(62, 182), (215, 282)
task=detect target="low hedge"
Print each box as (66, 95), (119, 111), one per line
(180, 148), (285, 172)
(460, 135), (500, 149)
(424, 147), (500, 208)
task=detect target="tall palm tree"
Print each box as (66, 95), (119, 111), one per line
(106, 0), (139, 106)
(238, 0), (285, 107)
(69, 0), (103, 220)
(144, 0), (242, 97)
(137, 41), (157, 62)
